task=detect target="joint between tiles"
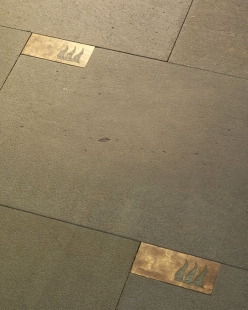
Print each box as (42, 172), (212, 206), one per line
(167, 0), (195, 62)
(0, 32), (31, 91)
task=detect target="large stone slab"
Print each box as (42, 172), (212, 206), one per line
(0, 26), (30, 89)
(117, 269), (248, 310)
(169, 0), (248, 79)
(0, 205), (138, 309)
(0, 50), (247, 269)
(0, 0), (192, 60)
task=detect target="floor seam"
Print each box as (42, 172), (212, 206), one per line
(0, 24), (31, 33)
(1, 25), (247, 81)
(0, 203), (247, 272)
(20, 45), (248, 82)
(0, 203), (141, 243)
(115, 243), (141, 309)
(168, 60), (248, 81)
(0, 32), (32, 91)
(167, 0), (195, 62)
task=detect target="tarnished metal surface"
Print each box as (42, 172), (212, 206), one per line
(131, 243), (220, 294)
(22, 34), (94, 67)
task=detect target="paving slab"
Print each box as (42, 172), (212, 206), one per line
(0, 50), (248, 269)
(0, 26), (30, 89)
(0, 0), (192, 60)
(0, 205), (139, 310)
(169, 0), (248, 79)
(117, 269), (248, 310)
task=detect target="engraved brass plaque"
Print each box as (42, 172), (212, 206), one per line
(22, 34), (95, 67)
(131, 243), (220, 294)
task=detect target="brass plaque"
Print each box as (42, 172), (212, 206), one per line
(22, 34), (95, 67)
(131, 243), (220, 294)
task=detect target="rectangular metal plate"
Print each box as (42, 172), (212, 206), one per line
(22, 34), (95, 67)
(131, 243), (220, 294)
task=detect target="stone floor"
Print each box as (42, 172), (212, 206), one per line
(0, 1), (247, 309)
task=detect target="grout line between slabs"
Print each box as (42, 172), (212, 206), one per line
(21, 30), (169, 64)
(1, 26), (247, 81)
(0, 32), (32, 91)
(20, 44), (248, 81)
(95, 44), (248, 80)
(168, 60), (248, 81)
(167, 0), (195, 61)
(115, 243), (141, 309)
(0, 203), (140, 243)
(0, 203), (247, 272)
(0, 24), (31, 33)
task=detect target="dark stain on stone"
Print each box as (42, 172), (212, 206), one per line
(98, 137), (110, 142)
(193, 152), (199, 155)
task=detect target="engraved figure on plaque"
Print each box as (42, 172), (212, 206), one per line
(57, 44), (69, 60)
(72, 48), (84, 63)
(64, 47), (76, 61)
(174, 260), (208, 288)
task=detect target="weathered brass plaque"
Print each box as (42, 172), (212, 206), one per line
(22, 34), (95, 67)
(131, 243), (220, 294)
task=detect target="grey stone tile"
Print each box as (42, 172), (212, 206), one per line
(0, 50), (248, 269)
(0, 26), (30, 89)
(0, 0), (192, 60)
(0, 206), (139, 310)
(117, 268), (248, 310)
(169, 0), (248, 79)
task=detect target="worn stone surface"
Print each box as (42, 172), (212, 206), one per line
(0, 50), (247, 269)
(0, 206), (139, 310)
(0, 0), (192, 60)
(117, 269), (248, 310)
(0, 26), (30, 89)
(169, 0), (248, 79)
